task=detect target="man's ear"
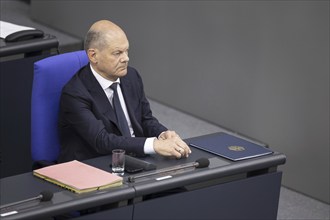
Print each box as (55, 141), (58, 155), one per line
(87, 49), (97, 64)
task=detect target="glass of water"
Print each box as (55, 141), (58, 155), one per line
(112, 149), (125, 175)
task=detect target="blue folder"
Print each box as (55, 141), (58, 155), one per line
(189, 132), (273, 161)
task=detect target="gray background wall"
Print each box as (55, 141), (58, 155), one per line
(30, 0), (329, 204)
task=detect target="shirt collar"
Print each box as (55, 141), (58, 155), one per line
(90, 64), (120, 90)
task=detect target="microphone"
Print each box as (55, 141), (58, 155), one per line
(128, 158), (209, 182)
(0, 190), (53, 210)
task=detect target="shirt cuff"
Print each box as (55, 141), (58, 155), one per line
(144, 137), (156, 154)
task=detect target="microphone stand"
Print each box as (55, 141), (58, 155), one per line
(0, 196), (42, 211)
(128, 161), (198, 183)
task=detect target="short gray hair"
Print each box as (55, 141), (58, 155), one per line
(84, 30), (108, 51)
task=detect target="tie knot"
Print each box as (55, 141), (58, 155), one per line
(110, 82), (118, 91)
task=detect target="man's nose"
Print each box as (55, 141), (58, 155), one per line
(121, 53), (129, 62)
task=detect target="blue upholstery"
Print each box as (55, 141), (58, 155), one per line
(31, 50), (88, 164)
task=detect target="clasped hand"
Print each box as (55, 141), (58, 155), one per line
(154, 131), (192, 159)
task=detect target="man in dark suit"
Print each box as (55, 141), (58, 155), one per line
(58, 20), (191, 163)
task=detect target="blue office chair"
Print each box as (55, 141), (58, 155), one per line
(31, 50), (88, 168)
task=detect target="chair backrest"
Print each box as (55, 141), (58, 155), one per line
(31, 50), (88, 163)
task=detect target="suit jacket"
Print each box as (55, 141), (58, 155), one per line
(58, 65), (167, 163)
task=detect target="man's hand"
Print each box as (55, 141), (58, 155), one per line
(158, 130), (179, 140)
(154, 133), (192, 159)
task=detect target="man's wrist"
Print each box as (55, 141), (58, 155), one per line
(144, 137), (157, 154)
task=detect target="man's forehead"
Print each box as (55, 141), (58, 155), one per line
(108, 38), (129, 50)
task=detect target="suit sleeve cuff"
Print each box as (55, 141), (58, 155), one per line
(144, 137), (156, 154)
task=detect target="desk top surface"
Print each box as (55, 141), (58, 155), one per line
(0, 34), (58, 57)
(0, 132), (286, 219)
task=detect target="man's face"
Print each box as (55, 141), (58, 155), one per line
(91, 34), (129, 81)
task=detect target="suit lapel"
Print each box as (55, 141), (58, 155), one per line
(80, 66), (117, 124)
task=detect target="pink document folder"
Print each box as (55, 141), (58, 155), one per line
(34, 160), (123, 193)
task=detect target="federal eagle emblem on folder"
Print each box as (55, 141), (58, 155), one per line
(189, 132), (273, 161)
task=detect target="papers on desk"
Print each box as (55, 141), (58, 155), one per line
(0, 21), (35, 38)
(33, 160), (123, 194)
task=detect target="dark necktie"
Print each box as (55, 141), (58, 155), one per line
(110, 83), (131, 137)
